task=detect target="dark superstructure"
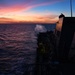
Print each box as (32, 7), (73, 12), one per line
(34, 17), (75, 75)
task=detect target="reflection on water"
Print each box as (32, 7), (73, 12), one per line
(0, 24), (37, 75)
(0, 24), (55, 75)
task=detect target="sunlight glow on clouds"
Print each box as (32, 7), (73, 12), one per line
(0, 0), (72, 23)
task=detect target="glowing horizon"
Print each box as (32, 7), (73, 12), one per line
(0, 0), (75, 23)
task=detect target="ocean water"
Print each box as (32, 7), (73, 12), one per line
(0, 24), (56, 75)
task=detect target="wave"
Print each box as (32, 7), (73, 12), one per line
(35, 24), (47, 34)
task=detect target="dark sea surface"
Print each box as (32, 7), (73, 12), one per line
(0, 24), (56, 75)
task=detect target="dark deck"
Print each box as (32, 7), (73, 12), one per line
(34, 31), (75, 75)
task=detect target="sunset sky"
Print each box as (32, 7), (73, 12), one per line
(0, 0), (75, 23)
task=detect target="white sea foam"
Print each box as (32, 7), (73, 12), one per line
(35, 24), (47, 34)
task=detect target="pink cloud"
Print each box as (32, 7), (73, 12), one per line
(0, 0), (63, 14)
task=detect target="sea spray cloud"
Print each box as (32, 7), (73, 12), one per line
(35, 24), (47, 34)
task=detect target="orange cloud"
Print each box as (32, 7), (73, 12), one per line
(0, 17), (17, 23)
(0, 0), (62, 23)
(9, 14), (58, 23)
(0, 15), (58, 24)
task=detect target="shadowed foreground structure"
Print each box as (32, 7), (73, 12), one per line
(23, 17), (75, 75)
(34, 17), (75, 75)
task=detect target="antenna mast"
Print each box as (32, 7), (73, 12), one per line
(70, 0), (73, 17)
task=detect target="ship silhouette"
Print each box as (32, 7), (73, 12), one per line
(34, 14), (75, 75)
